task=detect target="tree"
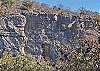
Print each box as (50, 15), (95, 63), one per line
(0, 0), (21, 15)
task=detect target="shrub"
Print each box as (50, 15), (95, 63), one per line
(0, 52), (51, 71)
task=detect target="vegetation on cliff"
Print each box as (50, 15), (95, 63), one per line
(0, 0), (100, 71)
(0, 52), (51, 71)
(0, 47), (100, 71)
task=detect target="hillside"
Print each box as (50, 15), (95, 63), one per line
(0, 0), (100, 71)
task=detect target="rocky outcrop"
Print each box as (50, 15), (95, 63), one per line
(23, 12), (98, 46)
(22, 12), (98, 61)
(0, 12), (99, 61)
(0, 15), (26, 56)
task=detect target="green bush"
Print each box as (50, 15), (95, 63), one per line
(0, 52), (51, 71)
(56, 48), (100, 71)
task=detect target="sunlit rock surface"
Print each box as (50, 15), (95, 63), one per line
(0, 15), (26, 56)
(0, 12), (98, 61)
(23, 12), (97, 47)
(22, 12), (98, 61)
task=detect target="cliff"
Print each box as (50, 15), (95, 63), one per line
(0, 11), (99, 61)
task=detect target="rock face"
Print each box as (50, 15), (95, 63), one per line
(23, 13), (97, 46)
(0, 15), (26, 56)
(22, 12), (98, 61)
(0, 12), (98, 61)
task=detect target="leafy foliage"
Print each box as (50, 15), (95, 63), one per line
(55, 47), (100, 71)
(0, 52), (51, 71)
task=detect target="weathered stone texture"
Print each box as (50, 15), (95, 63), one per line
(0, 15), (26, 55)
(0, 12), (98, 61)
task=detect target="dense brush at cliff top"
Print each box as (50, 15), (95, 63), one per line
(0, 0), (99, 16)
